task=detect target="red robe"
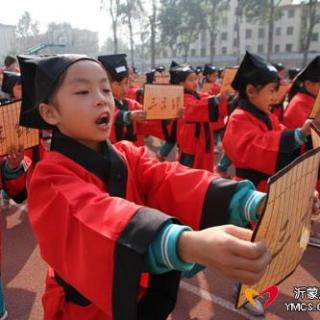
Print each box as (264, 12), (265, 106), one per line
(223, 99), (301, 192)
(127, 86), (140, 101)
(110, 98), (145, 147)
(283, 92), (315, 129)
(28, 130), (238, 320)
(178, 92), (225, 171)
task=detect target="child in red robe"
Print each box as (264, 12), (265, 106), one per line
(18, 54), (271, 320)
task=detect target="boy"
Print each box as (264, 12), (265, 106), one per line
(1, 72), (22, 102)
(19, 54), (270, 320)
(98, 54), (146, 146)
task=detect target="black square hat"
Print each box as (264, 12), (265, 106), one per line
(296, 55), (320, 82)
(98, 54), (128, 82)
(288, 67), (300, 81)
(203, 64), (217, 76)
(170, 65), (194, 85)
(18, 54), (96, 129)
(155, 65), (166, 73)
(170, 60), (180, 70)
(146, 69), (156, 84)
(231, 51), (279, 92)
(1, 71), (21, 96)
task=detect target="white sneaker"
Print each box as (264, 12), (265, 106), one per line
(243, 297), (265, 316)
(0, 310), (8, 320)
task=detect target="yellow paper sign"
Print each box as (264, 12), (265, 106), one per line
(201, 82), (212, 94)
(309, 89), (320, 119)
(221, 68), (237, 93)
(236, 147), (320, 308)
(143, 84), (183, 120)
(311, 125), (320, 149)
(275, 84), (291, 104)
(0, 100), (39, 156)
(132, 75), (146, 88)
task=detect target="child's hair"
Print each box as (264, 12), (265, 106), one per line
(4, 55), (17, 68)
(238, 79), (280, 100)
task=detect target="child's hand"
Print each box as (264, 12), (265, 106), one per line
(6, 145), (24, 170)
(130, 110), (147, 123)
(312, 190), (320, 221)
(300, 119), (313, 136)
(177, 107), (185, 118)
(178, 225), (271, 285)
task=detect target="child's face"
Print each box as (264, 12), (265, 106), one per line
(40, 60), (115, 151)
(12, 83), (22, 99)
(111, 76), (130, 100)
(207, 72), (218, 83)
(304, 80), (320, 97)
(247, 82), (278, 114)
(183, 72), (198, 92)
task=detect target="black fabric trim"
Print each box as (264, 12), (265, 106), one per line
(239, 98), (272, 130)
(235, 168), (270, 187)
(54, 273), (91, 306)
(276, 130), (300, 172)
(113, 207), (176, 320)
(51, 129), (128, 197)
(200, 178), (238, 229)
(137, 271), (181, 320)
(208, 96), (219, 121)
(11, 188), (27, 204)
(179, 153), (195, 168)
(114, 99), (137, 142)
(161, 120), (170, 142)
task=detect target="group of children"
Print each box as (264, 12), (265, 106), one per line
(0, 50), (319, 320)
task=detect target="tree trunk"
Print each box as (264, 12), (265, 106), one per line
(109, 0), (118, 54)
(128, 12), (135, 66)
(302, 0), (317, 67)
(235, 5), (241, 64)
(150, 0), (156, 68)
(267, 0), (275, 61)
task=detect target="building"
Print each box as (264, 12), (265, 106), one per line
(0, 23), (16, 62)
(156, 0), (320, 68)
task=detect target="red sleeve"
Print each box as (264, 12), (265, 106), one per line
(283, 95), (313, 129)
(118, 142), (238, 230)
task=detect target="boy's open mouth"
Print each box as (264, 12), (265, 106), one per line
(96, 112), (110, 126)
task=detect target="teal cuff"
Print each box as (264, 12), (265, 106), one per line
(123, 111), (132, 125)
(294, 128), (307, 147)
(3, 161), (24, 179)
(159, 142), (175, 157)
(145, 222), (195, 274)
(182, 264), (205, 278)
(228, 180), (266, 227)
(217, 153), (232, 172)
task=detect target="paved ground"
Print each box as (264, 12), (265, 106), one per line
(2, 139), (320, 319)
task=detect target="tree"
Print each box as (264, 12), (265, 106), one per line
(244, 0), (282, 61)
(160, 0), (205, 62)
(200, 0), (229, 64)
(119, 0), (144, 66)
(300, 0), (320, 66)
(15, 11), (41, 53)
(100, 0), (122, 54)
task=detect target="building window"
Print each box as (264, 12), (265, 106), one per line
(201, 30), (207, 47)
(201, 48), (206, 57)
(285, 44), (293, 52)
(311, 33), (319, 42)
(221, 47), (227, 54)
(233, 37), (239, 47)
(258, 44), (264, 53)
(287, 26), (294, 35)
(258, 28), (265, 38)
(276, 27), (281, 36)
(274, 44), (280, 53)
(191, 48), (197, 56)
(221, 32), (228, 41)
(246, 29), (252, 39)
(288, 8), (295, 18)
